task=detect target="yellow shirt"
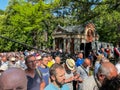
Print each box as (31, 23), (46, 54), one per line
(47, 60), (55, 68)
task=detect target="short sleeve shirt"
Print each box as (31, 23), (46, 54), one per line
(44, 83), (70, 90)
(27, 71), (42, 90)
(38, 66), (50, 86)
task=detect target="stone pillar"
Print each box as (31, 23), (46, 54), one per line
(74, 38), (80, 52)
(53, 38), (55, 50)
(67, 38), (70, 53)
(74, 38), (77, 52)
(63, 39), (66, 52)
(77, 38), (80, 51)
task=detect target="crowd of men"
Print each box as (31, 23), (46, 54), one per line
(0, 44), (120, 90)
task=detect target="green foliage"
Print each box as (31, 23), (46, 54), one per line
(0, 0), (120, 51)
(0, 0), (60, 51)
(56, 0), (120, 44)
(93, 0), (120, 44)
(0, 9), (4, 15)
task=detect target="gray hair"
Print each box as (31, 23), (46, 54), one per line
(97, 64), (110, 77)
(97, 62), (115, 78)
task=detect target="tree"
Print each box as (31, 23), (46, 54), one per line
(0, 0), (120, 51)
(93, 0), (120, 44)
(0, 0), (60, 51)
(53, 0), (120, 44)
(0, 9), (4, 15)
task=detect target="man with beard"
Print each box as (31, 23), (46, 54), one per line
(44, 63), (70, 90)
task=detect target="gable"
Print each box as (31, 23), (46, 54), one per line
(53, 25), (68, 35)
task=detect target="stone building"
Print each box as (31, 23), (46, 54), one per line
(52, 23), (99, 57)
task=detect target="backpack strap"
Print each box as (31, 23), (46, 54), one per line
(93, 75), (101, 89)
(36, 68), (43, 81)
(80, 65), (89, 76)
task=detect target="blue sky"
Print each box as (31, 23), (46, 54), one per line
(0, 0), (9, 10)
(0, 0), (52, 10)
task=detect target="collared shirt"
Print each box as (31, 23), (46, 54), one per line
(77, 65), (89, 79)
(77, 65), (89, 90)
(82, 75), (101, 90)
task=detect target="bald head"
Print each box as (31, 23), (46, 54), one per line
(97, 62), (118, 84)
(0, 68), (27, 90)
(83, 58), (91, 68)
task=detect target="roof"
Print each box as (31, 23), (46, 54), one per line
(57, 25), (84, 34)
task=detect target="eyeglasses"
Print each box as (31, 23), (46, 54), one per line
(27, 60), (36, 64)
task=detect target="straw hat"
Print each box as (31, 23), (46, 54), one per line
(66, 58), (75, 70)
(9, 57), (16, 61)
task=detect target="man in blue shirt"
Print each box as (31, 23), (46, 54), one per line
(45, 63), (70, 90)
(38, 55), (50, 86)
(76, 52), (84, 67)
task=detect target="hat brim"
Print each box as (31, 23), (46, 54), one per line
(66, 60), (75, 71)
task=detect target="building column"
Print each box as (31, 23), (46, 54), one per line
(67, 38), (70, 53)
(74, 38), (78, 52)
(63, 39), (66, 52)
(53, 38), (55, 50)
(77, 38), (80, 51)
